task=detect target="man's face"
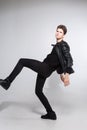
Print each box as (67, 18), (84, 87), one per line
(55, 28), (64, 40)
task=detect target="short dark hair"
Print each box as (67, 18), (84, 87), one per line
(56, 25), (67, 35)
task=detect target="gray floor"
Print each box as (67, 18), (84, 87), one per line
(0, 96), (87, 130)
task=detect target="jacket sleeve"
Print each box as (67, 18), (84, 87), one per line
(56, 65), (74, 74)
(61, 42), (74, 74)
(62, 42), (73, 67)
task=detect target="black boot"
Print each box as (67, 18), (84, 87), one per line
(41, 111), (57, 120)
(0, 79), (10, 90)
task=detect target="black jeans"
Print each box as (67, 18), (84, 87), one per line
(6, 58), (55, 112)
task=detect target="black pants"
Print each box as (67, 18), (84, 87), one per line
(6, 58), (56, 112)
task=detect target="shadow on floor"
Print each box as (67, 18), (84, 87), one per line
(0, 101), (43, 115)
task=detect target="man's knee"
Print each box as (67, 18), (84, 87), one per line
(18, 58), (25, 65)
(18, 58), (23, 63)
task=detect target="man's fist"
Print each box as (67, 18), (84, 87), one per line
(60, 73), (70, 86)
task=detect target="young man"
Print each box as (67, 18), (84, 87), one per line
(0, 25), (74, 120)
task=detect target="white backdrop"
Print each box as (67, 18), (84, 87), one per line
(0, 0), (87, 112)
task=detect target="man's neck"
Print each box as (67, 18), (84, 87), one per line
(57, 38), (63, 43)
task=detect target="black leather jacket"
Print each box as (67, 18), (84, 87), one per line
(52, 41), (74, 74)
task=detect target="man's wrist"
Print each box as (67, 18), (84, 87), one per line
(65, 73), (69, 76)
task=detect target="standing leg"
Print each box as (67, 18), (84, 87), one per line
(35, 74), (57, 120)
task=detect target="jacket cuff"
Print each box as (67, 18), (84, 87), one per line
(65, 67), (74, 74)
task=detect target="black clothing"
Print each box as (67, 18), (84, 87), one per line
(43, 40), (74, 74)
(43, 44), (59, 68)
(0, 59), (55, 113)
(6, 58), (53, 83)
(41, 111), (57, 120)
(0, 79), (10, 90)
(55, 41), (74, 74)
(0, 40), (74, 114)
(35, 74), (53, 113)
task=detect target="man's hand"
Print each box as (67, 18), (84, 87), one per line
(60, 73), (70, 86)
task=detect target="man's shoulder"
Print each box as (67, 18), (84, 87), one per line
(61, 41), (71, 52)
(61, 40), (70, 48)
(62, 40), (68, 45)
